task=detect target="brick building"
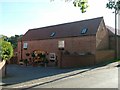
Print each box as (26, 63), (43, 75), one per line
(17, 17), (118, 68)
(107, 26), (120, 59)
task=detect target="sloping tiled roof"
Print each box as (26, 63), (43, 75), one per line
(106, 26), (120, 36)
(22, 17), (103, 41)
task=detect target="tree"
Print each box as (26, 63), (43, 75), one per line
(0, 35), (13, 61)
(73, 0), (88, 13)
(106, 0), (120, 10)
(51, 0), (88, 13)
(106, 0), (120, 60)
(52, 0), (120, 14)
(0, 36), (13, 76)
(7, 34), (23, 49)
(0, 40), (13, 61)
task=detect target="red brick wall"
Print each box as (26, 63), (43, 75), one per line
(109, 36), (115, 49)
(96, 50), (115, 64)
(17, 42), (22, 61)
(96, 20), (109, 50)
(109, 36), (120, 59)
(17, 36), (96, 67)
(61, 54), (95, 68)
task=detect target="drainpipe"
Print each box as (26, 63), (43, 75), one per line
(21, 38), (23, 60)
(60, 50), (63, 68)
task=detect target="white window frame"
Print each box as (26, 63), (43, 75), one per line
(23, 43), (28, 49)
(49, 53), (56, 61)
(58, 40), (65, 49)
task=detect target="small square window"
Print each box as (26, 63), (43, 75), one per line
(81, 28), (88, 34)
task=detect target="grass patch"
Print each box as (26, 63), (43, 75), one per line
(95, 59), (120, 68)
(111, 59), (120, 63)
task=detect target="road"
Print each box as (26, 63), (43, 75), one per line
(34, 67), (118, 88)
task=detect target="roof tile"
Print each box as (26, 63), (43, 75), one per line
(22, 17), (103, 41)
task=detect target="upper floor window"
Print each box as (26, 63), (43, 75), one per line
(50, 32), (56, 37)
(81, 28), (88, 34)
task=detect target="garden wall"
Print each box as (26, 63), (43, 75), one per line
(96, 50), (115, 64)
(61, 54), (95, 68)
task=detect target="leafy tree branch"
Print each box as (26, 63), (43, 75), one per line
(0, 36), (13, 61)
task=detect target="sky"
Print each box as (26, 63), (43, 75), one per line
(0, 0), (117, 37)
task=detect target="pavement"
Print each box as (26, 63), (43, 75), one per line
(1, 61), (119, 89)
(35, 65), (118, 88)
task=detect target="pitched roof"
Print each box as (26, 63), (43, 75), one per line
(106, 26), (120, 36)
(22, 17), (103, 41)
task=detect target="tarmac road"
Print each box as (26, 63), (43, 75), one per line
(1, 62), (118, 89)
(34, 67), (118, 88)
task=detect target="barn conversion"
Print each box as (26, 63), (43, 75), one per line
(17, 17), (120, 68)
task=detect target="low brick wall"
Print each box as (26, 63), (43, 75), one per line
(109, 36), (120, 59)
(61, 54), (95, 68)
(96, 50), (115, 64)
(0, 60), (6, 78)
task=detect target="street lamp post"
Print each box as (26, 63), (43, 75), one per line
(114, 5), (119, 60)
(115, 9), (117, 60)
(21, 38), (23, 60)
(106, 0), (120, 60)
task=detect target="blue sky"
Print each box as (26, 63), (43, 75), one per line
(0, 0), (116, 37)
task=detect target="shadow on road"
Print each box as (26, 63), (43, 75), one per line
(2, 64), (90, 86)
(2, 60), (117, 87)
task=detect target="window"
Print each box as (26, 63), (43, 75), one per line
(49, 53), (56, 62)
(23, 43), (28, 49)
(58, 40), (65, 49)
(81, 28), (88, 34)
(50, 32), (56, 37)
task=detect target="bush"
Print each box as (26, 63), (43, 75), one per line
(0, 39), (13, 61)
